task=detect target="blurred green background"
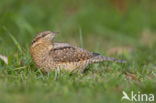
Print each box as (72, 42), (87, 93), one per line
(0, 0), (156, 103)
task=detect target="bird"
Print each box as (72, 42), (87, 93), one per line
(29, 31), (126, 73)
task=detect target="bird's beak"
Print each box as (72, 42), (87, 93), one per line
(47, 32), (59, 41)
(53, 32), (59, 36)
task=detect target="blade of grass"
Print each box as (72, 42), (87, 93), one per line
(7, 66), (26, 71)
(79, 27), (83, 48)
(3, 26), (23, 54)
(54, 69), (58, 80)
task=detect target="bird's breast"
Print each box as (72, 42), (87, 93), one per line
(30, 43), (53, 67)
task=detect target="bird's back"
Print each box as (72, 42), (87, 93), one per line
(50, 43), (95, 62)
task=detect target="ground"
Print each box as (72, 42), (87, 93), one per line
(0, 0), (156, 103)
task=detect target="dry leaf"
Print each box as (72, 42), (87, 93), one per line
(0, 54), (8, 64)
(125, 72), (140, 84)
(152, 72), (156, 77)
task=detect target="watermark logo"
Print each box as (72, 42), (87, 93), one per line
(121, 91), (154, 102)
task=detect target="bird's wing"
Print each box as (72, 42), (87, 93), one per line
(50, 43), (98, 62)
(53, 43), (72, 48)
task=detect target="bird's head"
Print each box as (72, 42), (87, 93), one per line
(31, 31), (58, 45)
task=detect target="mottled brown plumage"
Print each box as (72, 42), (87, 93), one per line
(30, 31), (126, 72)
(50, 46), (93, 62)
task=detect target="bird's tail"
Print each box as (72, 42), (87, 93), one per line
(90, 54), (126, 64)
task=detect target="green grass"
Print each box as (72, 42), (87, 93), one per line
(0, 0), (156, 103)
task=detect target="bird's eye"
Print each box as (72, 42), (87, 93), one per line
(41, 33), (48, 38)
(42, 34), (45, 37)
